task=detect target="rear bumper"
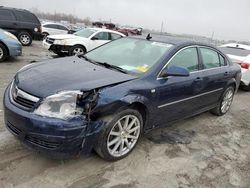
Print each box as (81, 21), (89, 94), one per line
(240, 68), (250, 86)
(33, 32), (43, 40)
(4, 85), (104, 159)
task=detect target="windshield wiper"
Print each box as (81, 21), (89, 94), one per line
(79, 55), (97, 65)
(97, 62), (128, 74)
(79, 56), (127, 74)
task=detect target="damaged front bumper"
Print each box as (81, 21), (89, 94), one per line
(3, 86), (104, 159)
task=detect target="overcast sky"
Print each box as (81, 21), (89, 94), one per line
(1, 0), (249, 41)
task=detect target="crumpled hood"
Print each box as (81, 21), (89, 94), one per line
(16, 56), (137, 98)
(47, 34), (84, 40)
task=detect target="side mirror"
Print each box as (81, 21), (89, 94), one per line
(91, 37), (98, 40)
(160, 65), (190, 78)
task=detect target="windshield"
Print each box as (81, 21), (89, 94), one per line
(74, 28), (96, 38)
(85, 38), (173, 74)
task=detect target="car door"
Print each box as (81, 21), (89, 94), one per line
(197, 47), (231, 108)
(154, 47), (204, 126)
(0, 9), (18, 34)
(88, 32), (110, 51)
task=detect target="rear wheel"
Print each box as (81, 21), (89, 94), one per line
(69, 45), (86, 56)
(18, 32), (32, 46)
(210, 86), (235, 116)
(241, 84), (250, 91)
(0, 43), (8, 62)
(94, 109), (143, 161)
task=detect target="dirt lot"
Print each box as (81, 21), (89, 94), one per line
(0, 41), (249, 188)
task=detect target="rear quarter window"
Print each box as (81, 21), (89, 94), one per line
(14, 10), (40, 24)
(0, 9), (16, 21)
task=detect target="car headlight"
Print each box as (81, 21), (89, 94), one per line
(4, 31), (18, 40)
(53, 39), (66, 45)
(34, 91), (84, 120)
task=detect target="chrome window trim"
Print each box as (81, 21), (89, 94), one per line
(158, 88), (223, 108)
(157, 45), (229, 80)
(10, 81), (40, 103)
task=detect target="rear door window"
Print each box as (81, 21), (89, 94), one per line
(110, 33), (122, 40)
(0, 10), (16, 21)
(44, 24), (58, 29)
(14, 11), (39, 23)
(200, 48), (220, 69)
(93, 32), (109, 40)
(57, 25), (68, 31)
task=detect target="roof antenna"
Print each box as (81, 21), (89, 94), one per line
(146, 33), (152, 40)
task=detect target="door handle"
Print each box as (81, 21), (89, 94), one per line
(224, 72), (229, 76)
(13, 23), (17, 26)
(194, 77), (202, 81)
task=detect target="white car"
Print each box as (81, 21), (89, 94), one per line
(42, 23), (69, 38)
(42, 28), (125, 56)
(220, 44), (250, 91)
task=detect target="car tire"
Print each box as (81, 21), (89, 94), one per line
(94, 109), (143, 161)
(18, 32), (32, 46)
(69, 45), (86, 56)
(210, 86), (235, 116)
(241, 84), (250, 91)
(0, 43), (8, 62)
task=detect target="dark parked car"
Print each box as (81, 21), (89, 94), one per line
(0, 6), (42, 46)
(4, 36), (241, 161)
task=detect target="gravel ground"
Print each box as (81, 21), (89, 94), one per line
(0, 41), (249, 188)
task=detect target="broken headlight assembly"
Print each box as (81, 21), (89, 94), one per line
(34, 91), (85, 120)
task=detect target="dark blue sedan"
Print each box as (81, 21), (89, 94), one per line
(4, 36), (241, 161)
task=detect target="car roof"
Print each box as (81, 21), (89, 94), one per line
(0, 6), (30, 12)
(220, 43), (250, 50)
(42, 22), (67, 26)
(86, 27), (126, 36)
(130, 34), (214, 47)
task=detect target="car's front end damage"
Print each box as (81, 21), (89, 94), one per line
(3, 56), (137, 158)
(4, 83), (105, 158)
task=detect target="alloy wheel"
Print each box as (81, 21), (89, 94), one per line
(72, 48), (84, 56)
(221, 89), (234, 113)
(20, 35), (30, 45)
(107, 115), (141, 157)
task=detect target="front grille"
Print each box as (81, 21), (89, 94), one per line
(25, 135), (61, 149)
(13, 96), (36, 109)
(6, 121), (22, 135)
(10, 81), (40, 110)
(46, 37), (55, 44)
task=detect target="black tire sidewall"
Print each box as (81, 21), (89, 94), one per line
(95, 109), (143, 161)
(0, 43), (7, 62)
(18, 32), (32, 46)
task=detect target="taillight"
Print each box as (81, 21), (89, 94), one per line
(38, 26), (42, 33)
(240, 62), (250, 69)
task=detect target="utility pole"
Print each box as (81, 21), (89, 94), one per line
(160, 21), (163, 34)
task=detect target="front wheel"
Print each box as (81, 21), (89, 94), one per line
(69, 45), (86, 56)
(210, 86), (235, 116)
(94, 109), (143, 161)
